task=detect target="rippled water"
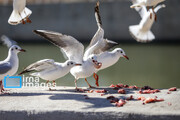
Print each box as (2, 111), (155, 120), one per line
(0, 43), (180, 89)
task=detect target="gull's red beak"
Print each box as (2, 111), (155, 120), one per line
(20, 49), (26, 52)
(123, 55), (129, 60)
(75, 64), (82, 66)
(93, 60), (102, 69)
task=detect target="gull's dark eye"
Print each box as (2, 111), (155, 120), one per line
(121, 51), (123, 53)
(71, 62), (73, 65)
(15, 47), (18, 50)
(92, 57), (94, 59)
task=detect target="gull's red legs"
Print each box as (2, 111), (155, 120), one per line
(93, 73), (99, 87)
(85, 78), (95, 88)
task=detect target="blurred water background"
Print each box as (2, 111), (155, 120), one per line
(0, 0), (180, 88)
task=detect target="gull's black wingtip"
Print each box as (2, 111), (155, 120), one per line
(33, 30), (38, 34)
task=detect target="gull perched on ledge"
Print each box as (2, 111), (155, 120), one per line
(88, 1), (128, 86)
(0, 35), (26, 94)
(19, 59), (81, 90)
(8, 0), (32, 25)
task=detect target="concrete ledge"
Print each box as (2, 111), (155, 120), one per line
(0, 87), (180, 120)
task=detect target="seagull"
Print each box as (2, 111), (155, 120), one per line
(0, 36), (26, 94)
(93, 48), (129, 86)
(19, 59), (82, 90)
(130, 0), (165, 21)
(8, 0), (32, 25)
(88, 1), (125, 86)
(33, 30), (102, 89)
(129, 4), (166, 42)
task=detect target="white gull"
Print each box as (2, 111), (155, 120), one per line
(8, 0), (32, 25)
(0, 36), (25, 94)
(129, 3), (166, 42)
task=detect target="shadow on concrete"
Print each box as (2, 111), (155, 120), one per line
(49, 92), (114, 108)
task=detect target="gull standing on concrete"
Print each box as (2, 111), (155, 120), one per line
(8, 0), (32, 25)
(130, 0), (165, 21)
(89, 2), (129, 86)
(129, 3), (166, 42)
(19, 59), (82, 90)
(32, 30), (102, 89)
(0, 35), (26, 94)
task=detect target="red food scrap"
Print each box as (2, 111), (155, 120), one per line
(144, 98), (164, 103)
(110, 98), (119, 103)
(115, 99), (126, 107)
(107, 96), (115, 99)
(138, 89), (160, 94)
(76, 88), (85, 92)
(168, 102), (172, 106)
(118, 89), (126, 94)
(137, 96), (146, 101)
(118, 84), (125, 88)
(109, 84), (115, 88)
(126, 95), (134, 100)
(168, 87), (177, 91)
(107, 96), (119, 103)
(95, 89), (107, 93)
(89, 90), (94, 93)
(138, 96), (164, 104)
(129, 85), (139, 89)
(101, 93), (105, 96)
(123, 85), (129, 88)
(141, 86), (154, 90)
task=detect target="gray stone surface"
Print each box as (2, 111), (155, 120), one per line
(0, 87), (180, 120)
(0, 0), (180, 42)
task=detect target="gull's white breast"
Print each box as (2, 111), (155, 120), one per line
(13, 0), (26, 12)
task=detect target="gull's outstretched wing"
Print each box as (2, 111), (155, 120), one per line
(19, 59), (55, 75)
(1, 35), (17, 48)
(84, 1), (118, 59)
(34, 30), (84, 63)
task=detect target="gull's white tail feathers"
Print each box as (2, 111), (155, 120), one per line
(8, 7), (32, 25)
(129, 25), (155, 43)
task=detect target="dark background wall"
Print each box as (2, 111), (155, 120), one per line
(0, 0), (179, 42)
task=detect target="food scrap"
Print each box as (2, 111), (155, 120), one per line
(118, 89), (126, 94)
(138, 96), (164, 104)
(115, 99), (126, 107)
(138, 89), (160, 94)
(76, 88), (85, 92)
(141, 86), (154, 90)
(126, 95), (134, 101)
(95, 89), (107, 93)
(87, 90), (94, 93)
(110, 83), (139, 89)
(168, 87), (177, 91)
